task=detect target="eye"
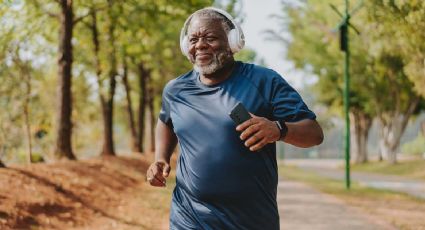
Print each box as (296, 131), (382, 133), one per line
(189, 38), (198, 44)
(206, 36), (216, 42)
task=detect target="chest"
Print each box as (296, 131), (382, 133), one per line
(169, 85), (271, 136)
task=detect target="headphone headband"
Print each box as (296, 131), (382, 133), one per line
(179, 7), (245, 57)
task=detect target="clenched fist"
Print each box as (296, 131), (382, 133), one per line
(146, 161), (171, 187)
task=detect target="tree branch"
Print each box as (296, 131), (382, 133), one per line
(73, 11), (91, 25)
(33, 0), (59, 19)
(74, 5), (108, 25)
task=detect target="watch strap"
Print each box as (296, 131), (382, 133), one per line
(274, 120), (288, 140)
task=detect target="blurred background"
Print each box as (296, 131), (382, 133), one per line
(1, 0), (424, 229)
(1, 0), (424, 164)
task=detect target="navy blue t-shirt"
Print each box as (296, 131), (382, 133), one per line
(159, 61), (316, 230)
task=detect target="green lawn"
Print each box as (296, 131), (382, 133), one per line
(279, 164), (425, 230)
(350, 159), (425, 181)
(279, 164), (412, 199)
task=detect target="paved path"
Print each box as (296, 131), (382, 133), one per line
(284, 159), (425, 199)
(277, 179), (397, 230)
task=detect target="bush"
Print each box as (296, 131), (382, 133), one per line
(401, 134), (425, 156)
(16, 150), (45, 163)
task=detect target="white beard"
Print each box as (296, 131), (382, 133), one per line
(193, 49), (232, 75)
(193, 61), (220, 75)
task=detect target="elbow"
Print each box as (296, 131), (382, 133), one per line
(304, 127), (324, 148)
(313, 126), (324, 146)
(315, 131), (324, 146)
(312, 121), (324, 146)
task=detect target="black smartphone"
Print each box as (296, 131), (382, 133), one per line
(229, 103), (268, 154)
(229, 102), (252, 125)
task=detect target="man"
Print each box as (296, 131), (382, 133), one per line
(146, 7), (323, 230)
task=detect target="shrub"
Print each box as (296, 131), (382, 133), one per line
(401, 134), (425, 156)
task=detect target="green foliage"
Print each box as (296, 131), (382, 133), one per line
(366, 0), (425, 99)
(276, 0), (423, 118)
(13, 150), (45, 164)
(402, 134), (425, 156)
(278, 1), (378, 118)
(0, 0), (218, 162)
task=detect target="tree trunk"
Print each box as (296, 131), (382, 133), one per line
(148, 86), (155, 152)
(24, 66), (33, 163)
(350, 109), (372, 164)
(101, 0), (117, 156)
(122, 55), (141, 153)
(54, 0), (76, 160)
(101, 97), (115, 156)
(378, 96), (420, 164)
(137, 63), (147, 153)
(14, 53), (34, 163)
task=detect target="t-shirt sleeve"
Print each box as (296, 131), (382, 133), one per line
(270, 75), (316, 122)
(158, 81), (174, 128)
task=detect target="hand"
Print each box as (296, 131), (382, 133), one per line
(146, 161), (170, 187)
(236, 113), (280, 152)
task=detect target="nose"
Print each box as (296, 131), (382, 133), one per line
(195, 37), (208, 50)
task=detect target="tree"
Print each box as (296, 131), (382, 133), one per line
(117, 0), (213, 153)
(275, 0), (423, 164)
(53, 0), (77, 159)
(363, 0), (423, 163)
(368, 1), (424, 99)
(0, 4), (50, 163)
(368, 53), (420, 163)
(121, 52), (139, 152)
(98, 0), (119, 156)
(277, 1), (375, 163)
(12, 49), (34, 163)
(1, 0), (222, 163)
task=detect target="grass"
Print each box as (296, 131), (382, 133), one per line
(279, 164), (425, 230)
(350, 159), (425, 181)
(279, 164), (410, 199)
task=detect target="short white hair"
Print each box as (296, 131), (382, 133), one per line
(188, 9), (233, 33)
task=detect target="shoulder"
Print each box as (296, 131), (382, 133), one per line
(237, 62), (289, 90)
(163, 70), (194, 96)
(238, 62), (285, 83)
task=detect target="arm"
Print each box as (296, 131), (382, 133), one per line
(236, 115), (323, 151)
(146, 119), (178, 187)
(283, 119), (323, 148)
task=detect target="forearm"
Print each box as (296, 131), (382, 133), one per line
(155, 119), (178, 164)
(282, 119), (323, 148)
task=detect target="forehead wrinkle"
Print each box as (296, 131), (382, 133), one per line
(187, 17), (226, 38)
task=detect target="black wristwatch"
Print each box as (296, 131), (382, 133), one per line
(274, 120), (288, 140)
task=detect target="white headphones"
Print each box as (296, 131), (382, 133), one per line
(179, 7), (245, 57)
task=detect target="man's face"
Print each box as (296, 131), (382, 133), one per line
(186, 17), (233, 75)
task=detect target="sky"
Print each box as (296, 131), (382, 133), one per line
(239, 0), (315, 89)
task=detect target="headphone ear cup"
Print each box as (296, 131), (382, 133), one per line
(227, 28), (245, 53)
(227, 29), (238, 53)
(181, 35), (189, 57)
(235, 24), (245, 52)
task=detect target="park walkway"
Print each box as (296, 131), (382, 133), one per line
(277, 179), (397, 230)
(283, 159), (425, 200)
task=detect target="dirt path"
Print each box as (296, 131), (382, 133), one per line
(277, 179), (397, 230)
(0, 155), (173, 230)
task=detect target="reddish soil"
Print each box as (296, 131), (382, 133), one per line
(0, 154), (173, 230)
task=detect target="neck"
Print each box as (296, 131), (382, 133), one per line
(199, 60), (236, 86)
